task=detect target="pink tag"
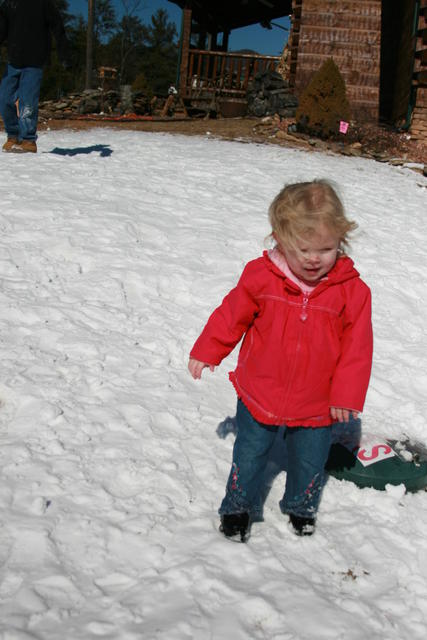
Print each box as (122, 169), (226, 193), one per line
(339, 121), (349, 134)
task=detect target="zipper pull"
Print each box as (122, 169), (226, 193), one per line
(300, 295), (309, 321)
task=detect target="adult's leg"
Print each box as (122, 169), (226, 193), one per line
(17, 67), (43, 141)
(280, 425), (332, 519)
(0, 65), (21, 139)
(219, 400), (278, 518)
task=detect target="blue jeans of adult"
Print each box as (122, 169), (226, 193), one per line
(219, 400), (332, 519)
(0, 64), (44, 141)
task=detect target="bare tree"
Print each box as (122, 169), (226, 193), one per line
(85, 0), (116, 89)
(117, 0), (145, 84)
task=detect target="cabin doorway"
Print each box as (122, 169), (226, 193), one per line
(380, 0), (418, 125)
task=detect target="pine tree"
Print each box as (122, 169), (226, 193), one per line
(136, 9), (179, 95)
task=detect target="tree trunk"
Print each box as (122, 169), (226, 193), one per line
(86, 0), (95, 89)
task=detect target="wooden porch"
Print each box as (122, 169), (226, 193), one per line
(173, 1), (288, 113)
(180, 48), (280, 99)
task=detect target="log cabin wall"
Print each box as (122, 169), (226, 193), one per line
(288, 0), (382, 121)
(410, 0), (427, 140)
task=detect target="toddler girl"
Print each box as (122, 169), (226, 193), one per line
(189, 180), (373, 540)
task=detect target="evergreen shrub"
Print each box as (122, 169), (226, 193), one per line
(296, 58), (351, 138)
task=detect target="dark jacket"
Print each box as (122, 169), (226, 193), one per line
(0, 0), (69, 68)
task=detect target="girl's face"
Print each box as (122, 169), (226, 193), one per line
(278, 224), (340, 286)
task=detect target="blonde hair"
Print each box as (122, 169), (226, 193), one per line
(268, 180), (357, 252)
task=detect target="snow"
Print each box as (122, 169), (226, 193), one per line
(0, 128), (426, 640)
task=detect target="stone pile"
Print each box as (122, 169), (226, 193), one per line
(38, 88), (155, 119)
(246, 70), (298, 118)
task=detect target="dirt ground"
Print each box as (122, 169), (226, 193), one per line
(40, 115), (266, 141)
(32, 114), (427, 168)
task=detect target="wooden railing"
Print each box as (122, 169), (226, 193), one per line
(180, 49), (281, 98)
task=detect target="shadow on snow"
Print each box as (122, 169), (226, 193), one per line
(48, 144), (113, 157)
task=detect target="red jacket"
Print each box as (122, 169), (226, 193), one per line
(190, 252), (373, 427)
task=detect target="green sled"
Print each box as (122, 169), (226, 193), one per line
(326, 435), (427, 492)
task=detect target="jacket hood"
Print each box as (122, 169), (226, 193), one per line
(325, 254), (360, 284)
(262, 250), (359, 291)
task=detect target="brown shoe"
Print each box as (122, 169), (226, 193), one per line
(2, 137), (19, 152)
(9, 140), (37, 153)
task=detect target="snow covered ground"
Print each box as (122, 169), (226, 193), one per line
(0, 128), (426, 640)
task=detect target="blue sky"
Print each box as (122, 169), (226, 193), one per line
(67, 0), (290, 56)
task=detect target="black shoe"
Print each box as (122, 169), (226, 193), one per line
(289, 514), (316, 536)
(220, 512), (250, 542)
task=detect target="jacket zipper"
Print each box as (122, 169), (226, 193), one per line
(300, 294), (309, 321)
(280, 290), (308, 415)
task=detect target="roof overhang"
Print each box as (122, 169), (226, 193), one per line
(169, 0), (292, 32)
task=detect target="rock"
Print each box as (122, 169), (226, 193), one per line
(340, 143), (363, 156)
(247, 70), (298, 118)
(78, 96), (101, 114)
(38, 88), (155, 118)
(275, 129), (311, 148)
(372, 151), (390, 162)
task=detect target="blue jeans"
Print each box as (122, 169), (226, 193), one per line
(0, 65), (44, 141)
(219, 400), (332, 519)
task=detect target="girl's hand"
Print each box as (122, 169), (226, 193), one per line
(188, 357), (215, 380)
(330, 407), (359, 423)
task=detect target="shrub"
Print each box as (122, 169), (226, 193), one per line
(296, 58), (351, 138)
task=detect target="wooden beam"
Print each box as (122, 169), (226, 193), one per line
(179, 8), (192, 96)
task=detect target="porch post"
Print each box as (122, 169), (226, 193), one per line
(207, 32), (218, 51)
(179, 7), (192, 97)
(223, 29), (230, 52)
